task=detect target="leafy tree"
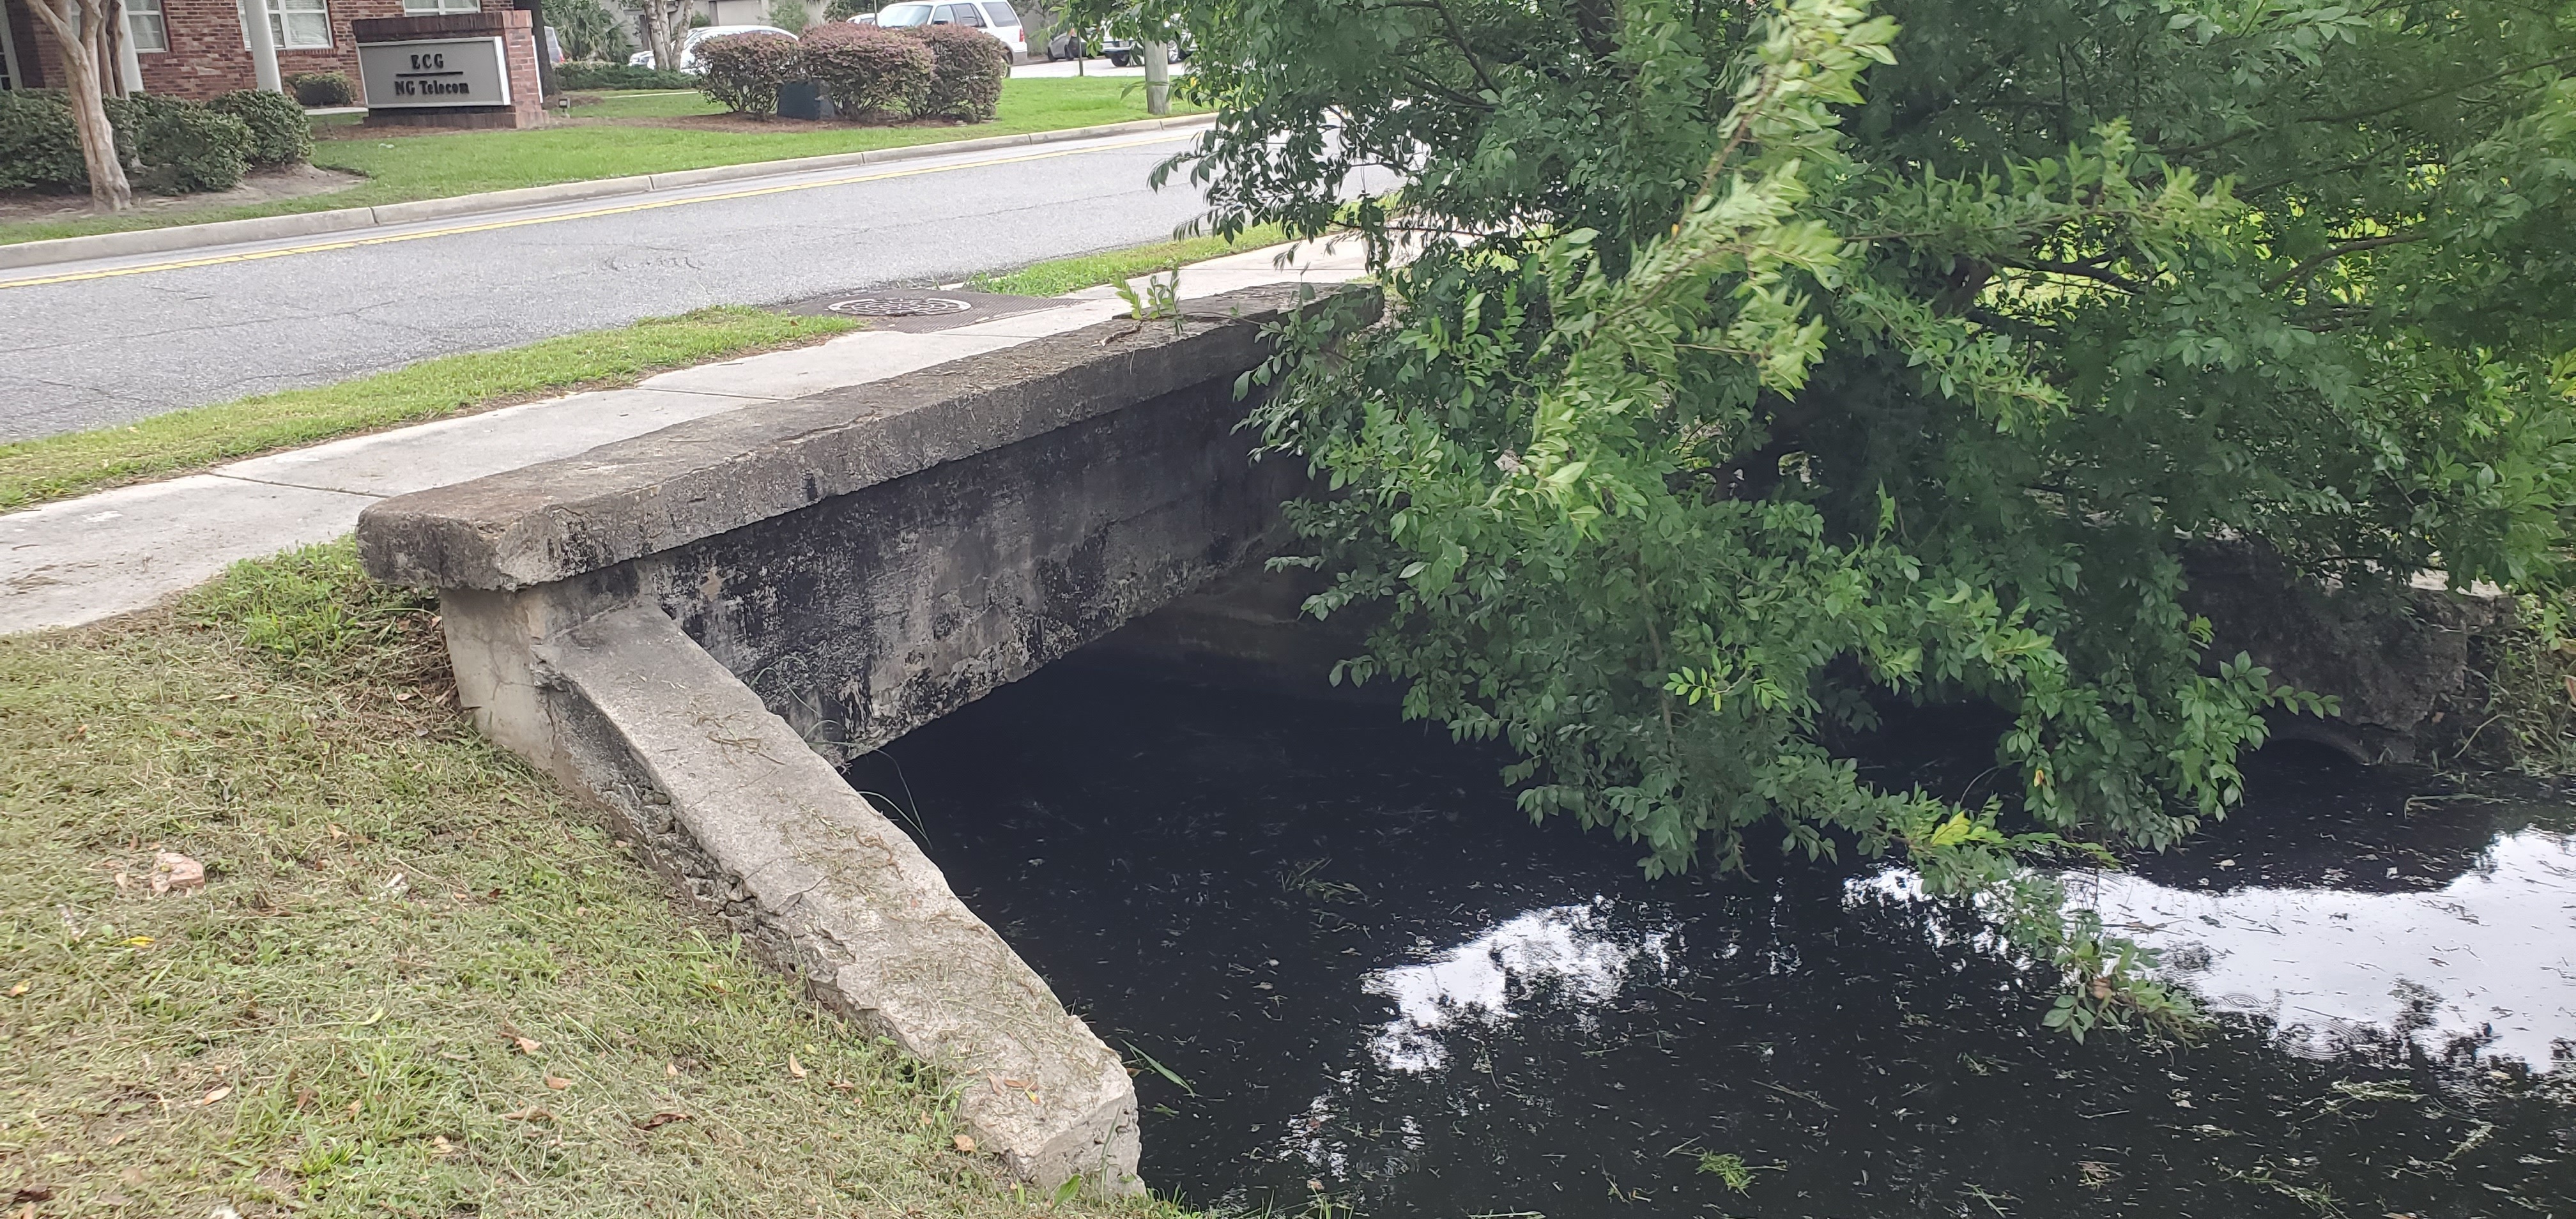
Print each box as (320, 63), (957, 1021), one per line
(1157, 0), (2576, 1027)
(767, 0), (813, 32)
(549, 0), (637, 61)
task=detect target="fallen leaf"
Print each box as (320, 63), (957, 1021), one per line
(125, 936), (154, 947)
(952, 1135), (976, 1154)
(664, 1063), (678, 1078)
(543, 1075), (571, 1091)
(512, 1036), (541, 1055)
(348, 1100), (362, 1116)
(151, 851), (205, 894)
(8, 1187), (53, 1204)
(200, 1086), (232, 1105)
(633, 1111), (691, 1130)
(787, 1054), (806, 1080)
(429, 1135), (454, 1156)
(6, 983), (26, 997)
(502, 1107), (556, 1123)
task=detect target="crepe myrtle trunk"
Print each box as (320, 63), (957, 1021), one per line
(25, 0), (134, 211)
(641, 0), (687, 72)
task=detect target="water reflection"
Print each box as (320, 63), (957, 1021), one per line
(1366, 900), (1673, 1072)
(851, 670), (2576, 1216)
(2082, 824), (2576, 1066)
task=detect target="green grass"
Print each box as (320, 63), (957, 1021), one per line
(0, 79), (1206, 246)
(0, 307), (856, 513)
(0, 541), (1187, 1217)
(970, 223), (1291, 298)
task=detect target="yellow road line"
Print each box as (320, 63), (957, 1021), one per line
(0, 132), (1186, 291)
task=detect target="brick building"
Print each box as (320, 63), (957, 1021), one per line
(0, 0), (492, 100)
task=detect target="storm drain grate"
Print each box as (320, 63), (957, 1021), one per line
(825, 295), (977, 318)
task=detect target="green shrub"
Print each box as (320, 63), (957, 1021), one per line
(0, 89), (86, 192)
(551, 61), (699, 89)
(285, 71), (354, 107)
(907, 22), (1006, 121)
(208, 89), (312, 167)
(0, 91), (254, 195)
(103, 95), (250, 194)
(765, 0), (810, 35)
(693, 31), (803, 117)
(822, 0), (868, 18)
(799, 22), (931, 116)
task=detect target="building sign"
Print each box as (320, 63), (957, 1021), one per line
(358, 37), (512, 108)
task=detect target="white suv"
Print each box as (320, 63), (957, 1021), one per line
(861, 2), (1027, 62)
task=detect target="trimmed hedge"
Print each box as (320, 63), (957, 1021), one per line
(0, 91), (272, 195)
(105, 95), (251, 194)
(209, 89), (312, 167)
(286, 71), (354, 107)
(552, 61), (700, 89)
(907, 24), (1008, 121)
(798, 22), (933, 117)
(694, 31), (804, 117)
(0, 89), (86, 192)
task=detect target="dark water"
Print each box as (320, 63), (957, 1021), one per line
(847, 669), (2576, 1217)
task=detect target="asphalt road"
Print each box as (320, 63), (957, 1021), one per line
(0, 127), (1214, 443)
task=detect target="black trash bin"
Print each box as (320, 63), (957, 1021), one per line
(778, 80), (835, 120)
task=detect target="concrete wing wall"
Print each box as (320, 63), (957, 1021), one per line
(353, 283), (1374, 1194)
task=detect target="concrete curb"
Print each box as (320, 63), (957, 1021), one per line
(0, 113), (1215, 272)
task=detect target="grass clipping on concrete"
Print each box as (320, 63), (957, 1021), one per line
(0, 542), (1172, 1218)
(0, 307), (857, 513)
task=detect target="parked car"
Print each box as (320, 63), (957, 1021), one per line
(861, 2), (1027, 61)
(627, 24), (797, 74)
(1099, 34), (1185, 67)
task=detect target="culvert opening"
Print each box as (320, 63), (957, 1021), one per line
(844, 664), (2576, 1217)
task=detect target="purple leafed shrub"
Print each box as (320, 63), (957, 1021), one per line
(694, 31), (806, 118)
(906, 24), (1008, 122)
(798, 23), (935, 118)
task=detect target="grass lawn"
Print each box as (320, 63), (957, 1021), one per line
(0, 542), (1182, 1216)
(0, 307), (855, 513)
(0, 78), (1206, 247)
(970, 224), (1290, 298)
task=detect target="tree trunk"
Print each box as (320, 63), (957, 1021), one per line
(1140, 39), (1169, 115)
(26, 0), (133, 211)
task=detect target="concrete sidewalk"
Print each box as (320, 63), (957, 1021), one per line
(0, 240), (1368, 636)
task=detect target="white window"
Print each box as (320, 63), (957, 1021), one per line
(270, 0), (332, 48)
(126, 0), (170, 52)
(241, 0), (332, 48)
(401, 0), (480, 12)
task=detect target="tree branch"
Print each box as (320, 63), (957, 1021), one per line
(2265, 232), (2421, 295)
(1995, 257), (2149, 295)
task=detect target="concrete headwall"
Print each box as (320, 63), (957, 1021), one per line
(356, 284), (1364, 1193)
